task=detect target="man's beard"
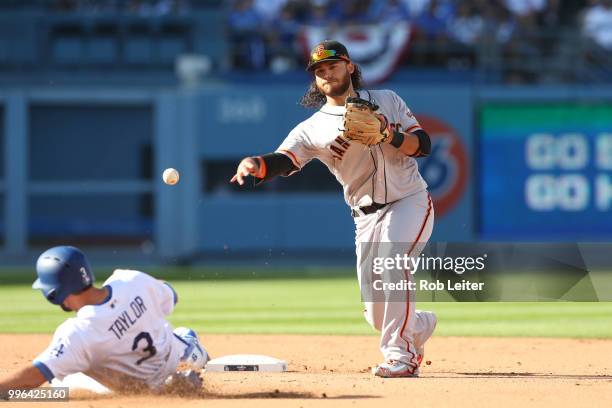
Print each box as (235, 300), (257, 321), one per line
(318, 71), (351, 97)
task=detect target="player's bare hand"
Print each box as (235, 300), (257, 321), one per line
(162, 369), (202, 396)
(230, 157), (261, 185)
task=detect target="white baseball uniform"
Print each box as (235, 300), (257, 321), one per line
(33, 270), (196, 390)
(277, 89), (435, 369)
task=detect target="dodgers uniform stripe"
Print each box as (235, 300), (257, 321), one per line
(98, 285), (113, 305)
(173, 333), (189, 346)
(33, 360), (54, 382)
(399, 193), (432, 362)
(164, 282), (178, 305)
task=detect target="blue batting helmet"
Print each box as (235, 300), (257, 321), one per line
(32, 246), (95, 305)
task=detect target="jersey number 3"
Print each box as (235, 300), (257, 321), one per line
(132, 331), (157, 365)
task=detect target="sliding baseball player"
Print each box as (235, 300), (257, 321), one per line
(0, 246), (208, 396)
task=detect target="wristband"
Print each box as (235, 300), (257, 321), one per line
(254, 156), (267, 178)
(411, 129), (431, 157)
(390, 130), (405, 148)
(255, 153), (297, 183)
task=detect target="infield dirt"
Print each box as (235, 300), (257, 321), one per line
(1, 334), (611, 408)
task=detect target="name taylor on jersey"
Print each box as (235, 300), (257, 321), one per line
(107, 296), (148, 340)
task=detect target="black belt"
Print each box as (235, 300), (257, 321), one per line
(351, 202), (388, 217)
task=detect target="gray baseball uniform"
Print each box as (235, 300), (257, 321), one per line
(276, 89), (435, 368)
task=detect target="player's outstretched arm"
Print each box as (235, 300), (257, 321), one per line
(0, 365), (47, 396)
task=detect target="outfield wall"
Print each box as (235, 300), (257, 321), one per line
(1, 85), (611, 259)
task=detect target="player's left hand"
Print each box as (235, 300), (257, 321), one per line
(342, 97), (393, 146)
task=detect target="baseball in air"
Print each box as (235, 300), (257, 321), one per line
(162, 168), (180, 185)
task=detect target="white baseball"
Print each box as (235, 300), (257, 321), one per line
(162, 168), (180, 185)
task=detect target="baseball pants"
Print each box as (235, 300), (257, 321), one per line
(354, 189), (434, 366)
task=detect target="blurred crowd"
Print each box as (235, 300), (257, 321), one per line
(51, 0), (191, 15)
(45, 0), (612, 81)
(584, 0), (612, 51)
(227, 0), (612, 81)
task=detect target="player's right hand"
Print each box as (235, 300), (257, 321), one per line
(230, 157), (262, 185)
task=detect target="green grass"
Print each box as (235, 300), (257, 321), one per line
(1, 271), (612, 338)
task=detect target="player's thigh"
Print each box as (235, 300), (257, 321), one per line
(354, 211), (384, 275)
(381, 190), (434, 248)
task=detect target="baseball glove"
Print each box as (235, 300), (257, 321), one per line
(342, 97), (393, 146)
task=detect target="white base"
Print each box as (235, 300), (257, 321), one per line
(51, 372), (112, 394)
(205, 354), (287, 372)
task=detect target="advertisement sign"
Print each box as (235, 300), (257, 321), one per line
(418, 115), (469, 217)
(479, 104), (612, 239)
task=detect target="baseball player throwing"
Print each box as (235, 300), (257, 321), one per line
(0, 246), (209, 395)
(231, 40), (437, 377)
